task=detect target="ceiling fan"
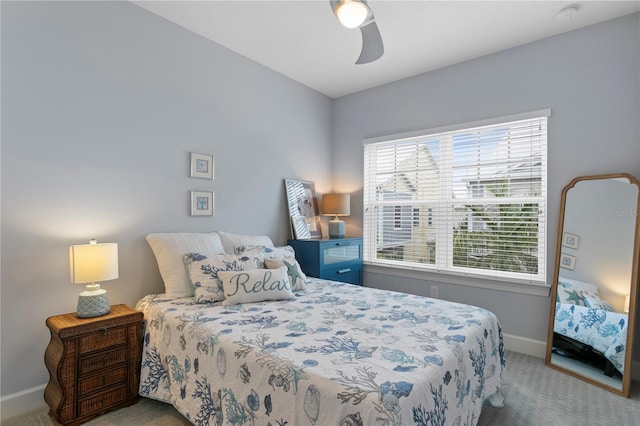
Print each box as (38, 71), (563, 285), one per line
(330, 0), (384, 64)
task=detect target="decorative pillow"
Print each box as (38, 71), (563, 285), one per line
(265, 258), (307, 291)
(218, 267), (295, 306)
(217, 231), (274, 254)
(146, 233), (225, 298)
(184, 253), (260, 303)
(582, 291), (616, 312)
(556, 277), (599, 305)
(237, 245), (296, 266)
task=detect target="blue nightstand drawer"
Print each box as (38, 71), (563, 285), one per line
(320, 265), (362, 285)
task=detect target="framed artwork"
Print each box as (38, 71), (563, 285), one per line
(562, 232), (579, 249)
(284, 179), (322, 239)
(190, 152), (214, 179)
(190, 191), (214, 216)
(560, 253), (576, 270)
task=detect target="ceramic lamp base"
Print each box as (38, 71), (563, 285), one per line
(329, 219), (346, 239)
(77, 287), (110, 318)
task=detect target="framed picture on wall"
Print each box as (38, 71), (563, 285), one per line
(190, 191), (214, 216)
(562, 232), (579, 249)
(190, 152), (214, 179)
(284, 179), (322, 239)
(560, 253), (576, 270)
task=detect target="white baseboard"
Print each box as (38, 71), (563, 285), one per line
(0, 384), (47, 421)
(503, 333), (547, 358)
(2, 336), (639, 420)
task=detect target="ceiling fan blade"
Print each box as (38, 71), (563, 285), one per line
(356, 20), (384, 64)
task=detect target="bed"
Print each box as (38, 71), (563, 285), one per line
(139, 231), (506, 425)
(552, 277), (627, 375)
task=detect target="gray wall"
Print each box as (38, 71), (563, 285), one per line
(1, 1), (332, 396)
(332, 13), (640, 353)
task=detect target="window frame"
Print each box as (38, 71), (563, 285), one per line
(363, 109), (551, 289)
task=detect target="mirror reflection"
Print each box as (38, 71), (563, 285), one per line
(546, 174), (639, 397)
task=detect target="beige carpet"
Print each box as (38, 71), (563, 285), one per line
(4, 351), (640, 425)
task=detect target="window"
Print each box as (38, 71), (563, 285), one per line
(363, 111), (549, 283)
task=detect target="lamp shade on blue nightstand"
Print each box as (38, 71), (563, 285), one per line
(70, 240), (118, 318)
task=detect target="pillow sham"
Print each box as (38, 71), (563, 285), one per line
(237, 245), (296, 266)
(265, 258), (307, 291)
(582, 291), (616, 312)
(218, 267), (294, 305)
(217, 231), (274, 254)
(146, 232), (225, 298)
(184, 253), (260, 303)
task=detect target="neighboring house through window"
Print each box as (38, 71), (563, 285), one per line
(363, 110), (549, 284)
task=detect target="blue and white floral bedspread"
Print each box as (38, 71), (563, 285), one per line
(554, 302), (627, 373)
(136, 279), (506, 426)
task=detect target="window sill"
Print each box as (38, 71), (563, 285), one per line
(364, 263), (552, 297)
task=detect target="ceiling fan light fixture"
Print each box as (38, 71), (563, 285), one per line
(336, 0), (369, 29)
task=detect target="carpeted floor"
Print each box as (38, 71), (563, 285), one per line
(4, 351), (640, 425)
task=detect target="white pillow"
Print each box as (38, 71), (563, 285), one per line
(185, 253), (260, 303)
(265, 258), (307, 291)
(217, 231), (274, 254)
(218, 267), (294, 305)
(146, 233), (225, 298)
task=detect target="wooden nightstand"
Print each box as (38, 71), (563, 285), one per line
(288, 237), (363, 285)
(44, 304), (144, 426)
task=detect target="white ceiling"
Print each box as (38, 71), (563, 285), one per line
(132, 1), (640, 98)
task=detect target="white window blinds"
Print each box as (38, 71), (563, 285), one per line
(363, 112), (548, 283)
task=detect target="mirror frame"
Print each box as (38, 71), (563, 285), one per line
(545, 173), (640, 397)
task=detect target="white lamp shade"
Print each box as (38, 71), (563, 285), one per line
(70, 242), (119, 284)
(323, 194), (351, 217)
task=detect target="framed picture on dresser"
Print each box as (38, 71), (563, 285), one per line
(285, 179), (322, 239)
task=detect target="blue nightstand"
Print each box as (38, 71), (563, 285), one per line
(287, 237), (363, 285)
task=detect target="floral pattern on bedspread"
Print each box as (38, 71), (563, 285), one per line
(136, 279), (506, 426)
(554, 302), (627, 373)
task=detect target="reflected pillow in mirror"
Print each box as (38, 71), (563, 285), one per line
(557, 277), (599, 305)
(582, 291), (616, 312)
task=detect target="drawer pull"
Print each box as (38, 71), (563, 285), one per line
(102, 327), (108, 335)
(337, 268), (352, 274)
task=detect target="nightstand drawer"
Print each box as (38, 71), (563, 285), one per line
(79, 347), (127, 375)
(79, 328), (127, 354)
(320, 266), (362, 285)
(78, 385), (128, 417)
(78, 366), (127, 396)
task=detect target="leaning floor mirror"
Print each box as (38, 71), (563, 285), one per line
(545, 173), (640, 397)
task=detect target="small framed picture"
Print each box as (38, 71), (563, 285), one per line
(190, 191), (214, 216)
(560, 253), (576, 270)
(190, 152), (214, 179)
(562, 232), (579, 249)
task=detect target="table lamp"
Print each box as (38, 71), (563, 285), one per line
(323, 193), (350, 238)
(70, 239), (118, 318)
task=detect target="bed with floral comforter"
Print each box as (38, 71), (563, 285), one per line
(136, 278), (506, 426)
